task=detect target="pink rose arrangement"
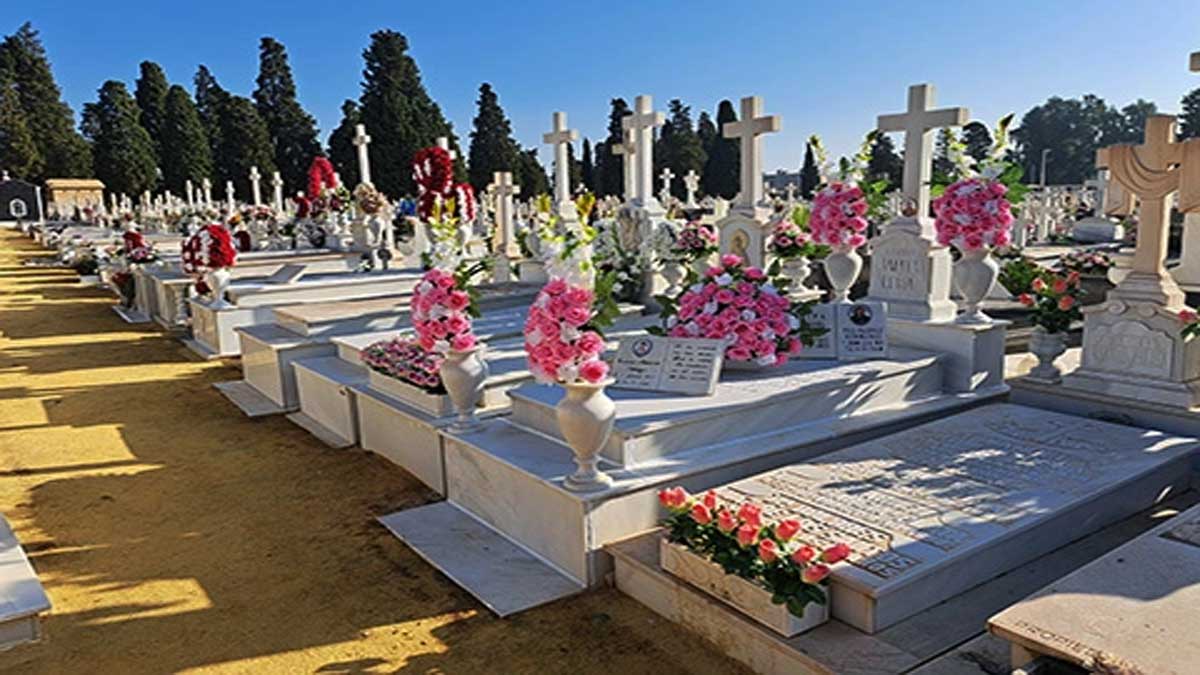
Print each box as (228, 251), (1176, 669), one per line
(361, 337), (445, 394)
(670, 220), (718, 262)
(653, 254), (813, 367)
(523, 277), (611, 385)
(659, 486), (850, 618)
(1016, 270), (1082, 334)
(412, 267), (479, 354)
(1179, 309), (1200, 341)
(1058, 250), (1112, 277)
(933, 178), (1014, 251)
(808, 182), (869, 249)
(769, 213), (827, 260)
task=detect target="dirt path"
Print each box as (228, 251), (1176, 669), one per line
(0, 231), (747, 674)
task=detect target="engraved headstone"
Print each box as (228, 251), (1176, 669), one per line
(611, 336), (724, 396)
(837, 301), (887, 360)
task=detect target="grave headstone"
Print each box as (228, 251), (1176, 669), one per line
(611, 335), (724, 396)
(715, 96), (780, 270)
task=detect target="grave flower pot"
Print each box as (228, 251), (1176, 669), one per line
(1027, 326), (1067, 383)
(206, 267), (233, 309)
(439, 346), (489, 432)
(366, 369), (454, 417)
(661, 260), (686, 297)
(659, 539), (829, 637)
(824, 245), (862, 303)
(953, 247), (998, 324)
(556, 379), (616, 492)
(781, 257), (814, 297)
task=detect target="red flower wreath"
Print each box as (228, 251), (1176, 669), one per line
(307, 156), (339, 200)
(182, 224), (237, 277)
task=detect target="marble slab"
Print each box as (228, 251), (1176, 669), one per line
(990, 501), (1200, 674)
(224, 268), (423, 307)
(0, 514), (50, 650)
(710, 404), (1197, 633)
(213, 379), (290, 417)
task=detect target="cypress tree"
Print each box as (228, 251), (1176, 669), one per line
(581, 138), (595, 191)
(327, 99), (362, 187)
(359, 30), (459, 197)
(516, 148), (549, 196)
(703, 100), (739, 199)
(194, 65), (226, 160)
(214, 95), (276, 200)
(0, 74), (41, 178)
(1181, 88), (1200, 140)
(799, 142), (819, 198)
(467, 82), (520, 192)
(933, 128), (956, 179)
(82, 80), (158, 197)
(697, 111), (717, 156)
(595, 98), (630, 197)
(160, 85), (212, 195)
(655, 99), (706, 199)
(962, 121), (992, 162)
(253, 37), (321, 194)
(566, 142), (583, 193)
(0, 22), (91, 179)
(867, 133), (903, 191)
(134, 60), (169, 171)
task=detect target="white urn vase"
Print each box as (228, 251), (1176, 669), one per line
(781, 257), (814, 297)
(556, 379), (616, 492)
(439, 346), (489, 432)
(953, 247), (999, 324)
(1027, 326), (1067, 383)
(206, 267), (232, 309)
(662, 260), (686, 297)
(824, 245), (862, 303)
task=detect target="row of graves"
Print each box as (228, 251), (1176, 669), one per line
(179, 62), (1200, 672)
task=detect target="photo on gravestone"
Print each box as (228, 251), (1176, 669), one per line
(797, 301), (888, 360)
(610, 335), (725, 396)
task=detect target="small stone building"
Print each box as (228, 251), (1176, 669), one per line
(0, 176), (42, 227)
(44, 178), (105, 216)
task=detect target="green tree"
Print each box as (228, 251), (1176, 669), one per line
(866, 132), (902, 191)
(933, 128), (956, 179)
(326, 99), (362, 188)
(655, 99), (706, 199)
(595, 98), (630, 197)
(134, 60), (169, 174)
(1115, 99), (1157, 142)
(581, 137), (595, 191)
(0, 22), (91, 179)
(1012, 95), (1123, 185)
(1182, 88), (1200, 140)
(703, 99), (739, 199)
(193, 65), (226, 159)
(359, 30), (460, 197)
(214, 95), (276, 200)
(962, 121), (992, 162)
(697, 110), (717, 156)
(82, 80), (157, 197)
(566, 142), (583, 193)
(466, 82), (520, 192)
(798, 142), (819, 198)
(516, 147), (549, 196)
(253, 37), (321, 194)
(159, 85), (212, 195)
(0, 74), (41, 178)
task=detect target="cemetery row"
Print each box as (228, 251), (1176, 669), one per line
(6, 56), (1200, 673)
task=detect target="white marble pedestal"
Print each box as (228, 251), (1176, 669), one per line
(887, 318), (1008, 394)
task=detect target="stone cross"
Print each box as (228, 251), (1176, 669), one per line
(249, 166), (262, 207)
(785, 183), (798, 204)
(877, 84), (968, 224)
(542, 111), (579, 219)
(658, 167), (675, 206)
(622, 95), (665, 209)
(683, 170), (700, 208)
(611, 127), (637, 202)
(185, 179), (195, 208)
(1097, 115), (1191, 307)
(353, 123), (373, 186)
(201, 178), (213, 207)
(271, 171), (284, 212)
(491, 171), (521, 258)
(722, 96), (781, 214)
(225, 180), (235, 213)
(436, 136), (457, 161)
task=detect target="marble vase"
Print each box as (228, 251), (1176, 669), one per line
(661, 260), (686, 297)
(1027, 326), (1067, 383)
(954, 247), (998, 324)
(824, 245), (862, 303)
(439, 346), (489, 432)
(781, 257), (814, 297)
(206, 267), (232, 309)
(556, 379), (616, 492)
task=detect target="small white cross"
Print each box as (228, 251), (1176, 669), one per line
(683, 170), (700, 207)
(611, 127), (637, 200)
(658, 167), (675, 204)
(542, 112), (579, 212)
(353, 124), (373, 186)
(271, 171), (283, 212)
(722, 96), (781, 212)
(249, 166), (262, 207)
(491, 171), (521, 257)
(623, 95), (665, 206)
(435, 136), (458, 161)
(877, 84), (968, 218)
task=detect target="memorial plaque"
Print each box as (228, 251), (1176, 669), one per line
(800, 304), (837, 359)
(1163, 516), (1200, 549)
(265, 263), (307, 285)
(611, 336), (724, 395)
(837, 301), (887, 360)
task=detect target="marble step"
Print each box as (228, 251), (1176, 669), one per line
(291, 356), (368, 447)
(225, 268), (424, 308)
(508, 348), (945, 467)
(0, 515), (51, 650)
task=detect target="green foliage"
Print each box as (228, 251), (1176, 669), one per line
(588, 270), (623, 334)
(359, 30), (460, 197)
(134, 61), (169, 174)
(962, 121), (992, 162)
(516, 148), (549, 197)
(702, 99), (739, 199)
(160, 85), (212, 194)
(0, 74), (42, 178)
(253, 37), (321, 196)
(82, 80), (158, 196)
(999, 256), (1042, 295)
(0, 22), (91, 179)
(594, 98), (630, 198)
(798, 142), (819, 199)
(580, 138), (595, 192)
(467, 82), (520, 193)
(655, 99), (707, 200)
(326, 100), (362, 188)
(193, 65), (225, 162)
(1181, 88), (1200, 140)
(213, 95), (276, 200)
(865, 133), (901, 191)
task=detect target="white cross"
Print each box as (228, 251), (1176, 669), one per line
(785, 183), (797, 203)
(683, 170), (700, 207)
(201, 178), (213, 207)
(353, 124), (373, 186)
(490, 171), (521, 257)
(611, 127), (637, 201)
(722, 96), (781, 212)
(185, 179), (195, 207)
(622, 95), (665, 207)
(542, 111), (579, 216)
(225, 180), (235, 212)
(436, 136), (457, 161)
(249, 166), (262, 207)
(877, 84), (968, 218)
(271, 171), (283, 212)
(658, 167), (675, 204)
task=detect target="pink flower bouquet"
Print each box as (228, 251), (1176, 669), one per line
(671, 220), (719, 262)
(933, 178), (1013, 252)
(361, 337), (445, 394)
(809, 182), (869, 249)
(523, 277), (610, 385)
(412, 267), (479, 354)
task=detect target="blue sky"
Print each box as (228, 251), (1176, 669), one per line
(5, 1), (1200, 171)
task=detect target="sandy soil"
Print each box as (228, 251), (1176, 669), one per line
(0, 231), (749, 674)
